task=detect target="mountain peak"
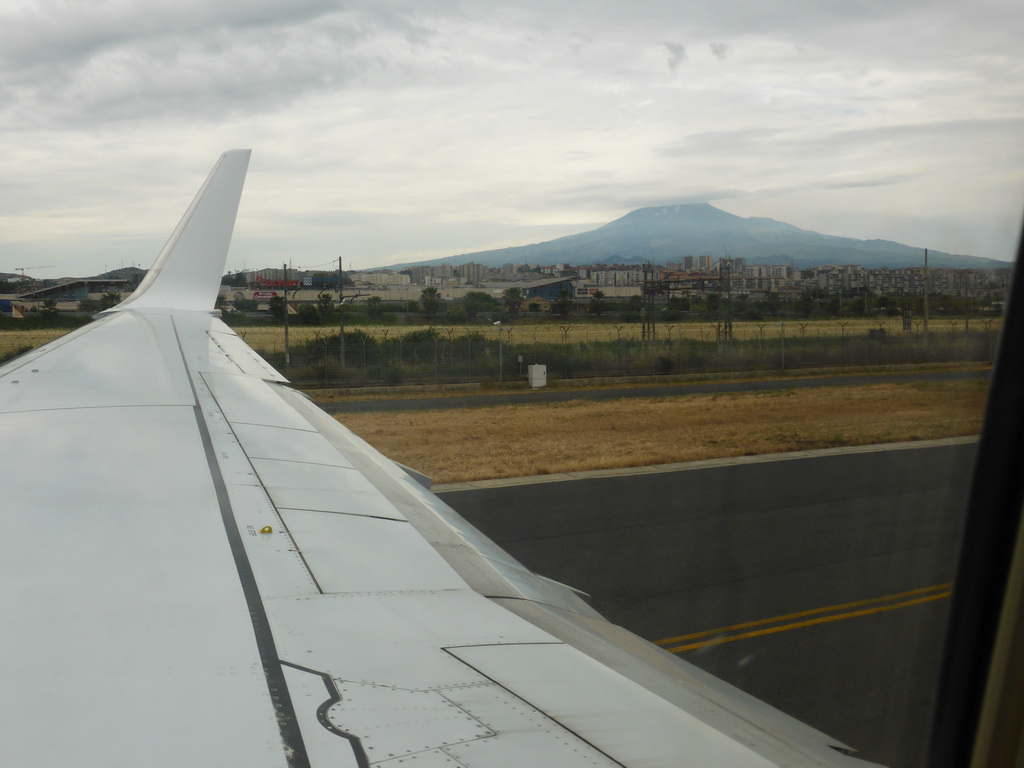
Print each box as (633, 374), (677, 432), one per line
(611, 203), (739, 224)
(384, 204), (1009, 271)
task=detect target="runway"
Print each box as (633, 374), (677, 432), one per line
(437, 438), (976, 768)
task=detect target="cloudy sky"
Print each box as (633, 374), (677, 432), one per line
(1, 0), (1022, 278)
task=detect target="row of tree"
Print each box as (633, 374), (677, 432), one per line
(230, 285), (992, 328)
(253, 287), (590, 326)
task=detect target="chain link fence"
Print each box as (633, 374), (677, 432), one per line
(262, 322), (1000, 388)
(1, 321), (998, 383)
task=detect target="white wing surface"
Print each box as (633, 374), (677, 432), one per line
(0, 152), (881, 767)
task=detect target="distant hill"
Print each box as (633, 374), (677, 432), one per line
(389, 204), (1009, 271)
(96, 266), (147, 281)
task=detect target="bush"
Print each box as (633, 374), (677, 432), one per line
(297, 303), (321, 325)
(446, 307), (468, 324)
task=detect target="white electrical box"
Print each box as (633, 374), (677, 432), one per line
(528, 364), (547, 389)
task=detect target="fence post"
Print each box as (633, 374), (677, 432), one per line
(560, 325), (572, 379)
(778, 322), (787, 371)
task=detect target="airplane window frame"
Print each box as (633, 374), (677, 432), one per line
(930, 222), (1024, 767)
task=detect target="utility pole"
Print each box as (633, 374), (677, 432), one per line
(338, 257), (346, 368)
(923, 248), (930, 348)
(720, 256), (733, 340)
(779, 322), (787, 371)
(283, 262), (290, 367)
(494, 321), (503, 383)
(641, 262), (658, 342)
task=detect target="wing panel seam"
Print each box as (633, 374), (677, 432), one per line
(198, 370), (327, 596)
(440, 646), (628, 768)
(170, 316), (312, 767)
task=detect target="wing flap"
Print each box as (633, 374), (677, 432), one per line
(203, 371), (317, 430)
(210, 324), (289, 382)
(264, 591), (557, 691)
(252, 458), (408, 520)
(277, 508), (467, 594)
(449, 643), (776, 768)
(231, 421), (357, 468)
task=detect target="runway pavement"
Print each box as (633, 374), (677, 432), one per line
(437, 438), (977, 768)
(316, 368), (989, 413)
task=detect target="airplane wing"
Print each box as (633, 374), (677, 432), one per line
(0, 151), (881, 767)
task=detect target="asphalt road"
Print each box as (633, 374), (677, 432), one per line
(316, 368), (989, 413)
(438, 440), (976, 768)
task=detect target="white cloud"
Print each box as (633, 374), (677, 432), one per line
(0, 0), (1021, 275)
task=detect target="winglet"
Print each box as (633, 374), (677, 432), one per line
(109, 149), (251, 313)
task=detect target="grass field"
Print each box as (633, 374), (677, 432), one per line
(336, 379), (988, 484)
(1, 317), (999, 362)
(0, 328), (75, 359)
(0, 317), (989, 484)
(229, 317), (998, 350)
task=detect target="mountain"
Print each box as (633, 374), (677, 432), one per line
(389, 204), (1009, 271)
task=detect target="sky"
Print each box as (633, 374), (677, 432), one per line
(0, 0), (1022, 279)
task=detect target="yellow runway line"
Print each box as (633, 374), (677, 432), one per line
(657, 583), (952, 654)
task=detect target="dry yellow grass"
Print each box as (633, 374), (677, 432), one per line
(230, 318), (999, 350)
(1, 316), (998, 360)
(229, 319), (1003, 357)
(337, 380), (987, 484)
(0, 328), (76, 358)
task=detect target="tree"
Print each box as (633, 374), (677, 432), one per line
(99, 292), (122, 310)
(462, 291), (495, 321)
(222, 271), (248, 287)
(551, 289), (573, 319)
(795, 292), (815, 318)
(502, 288), (523, 320)
(446, 306), (468, 324)
(588, 290), (608, 317)
(40, 299), (59, 319)
(420, 287), (442, 322)
(317, 291), (336, 322)
(297, 303), (321, 325)
(268, 296), (286, 320)
(366, 296), (384, 319)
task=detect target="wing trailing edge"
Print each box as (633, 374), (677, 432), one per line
(110, 149), (251, 313)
